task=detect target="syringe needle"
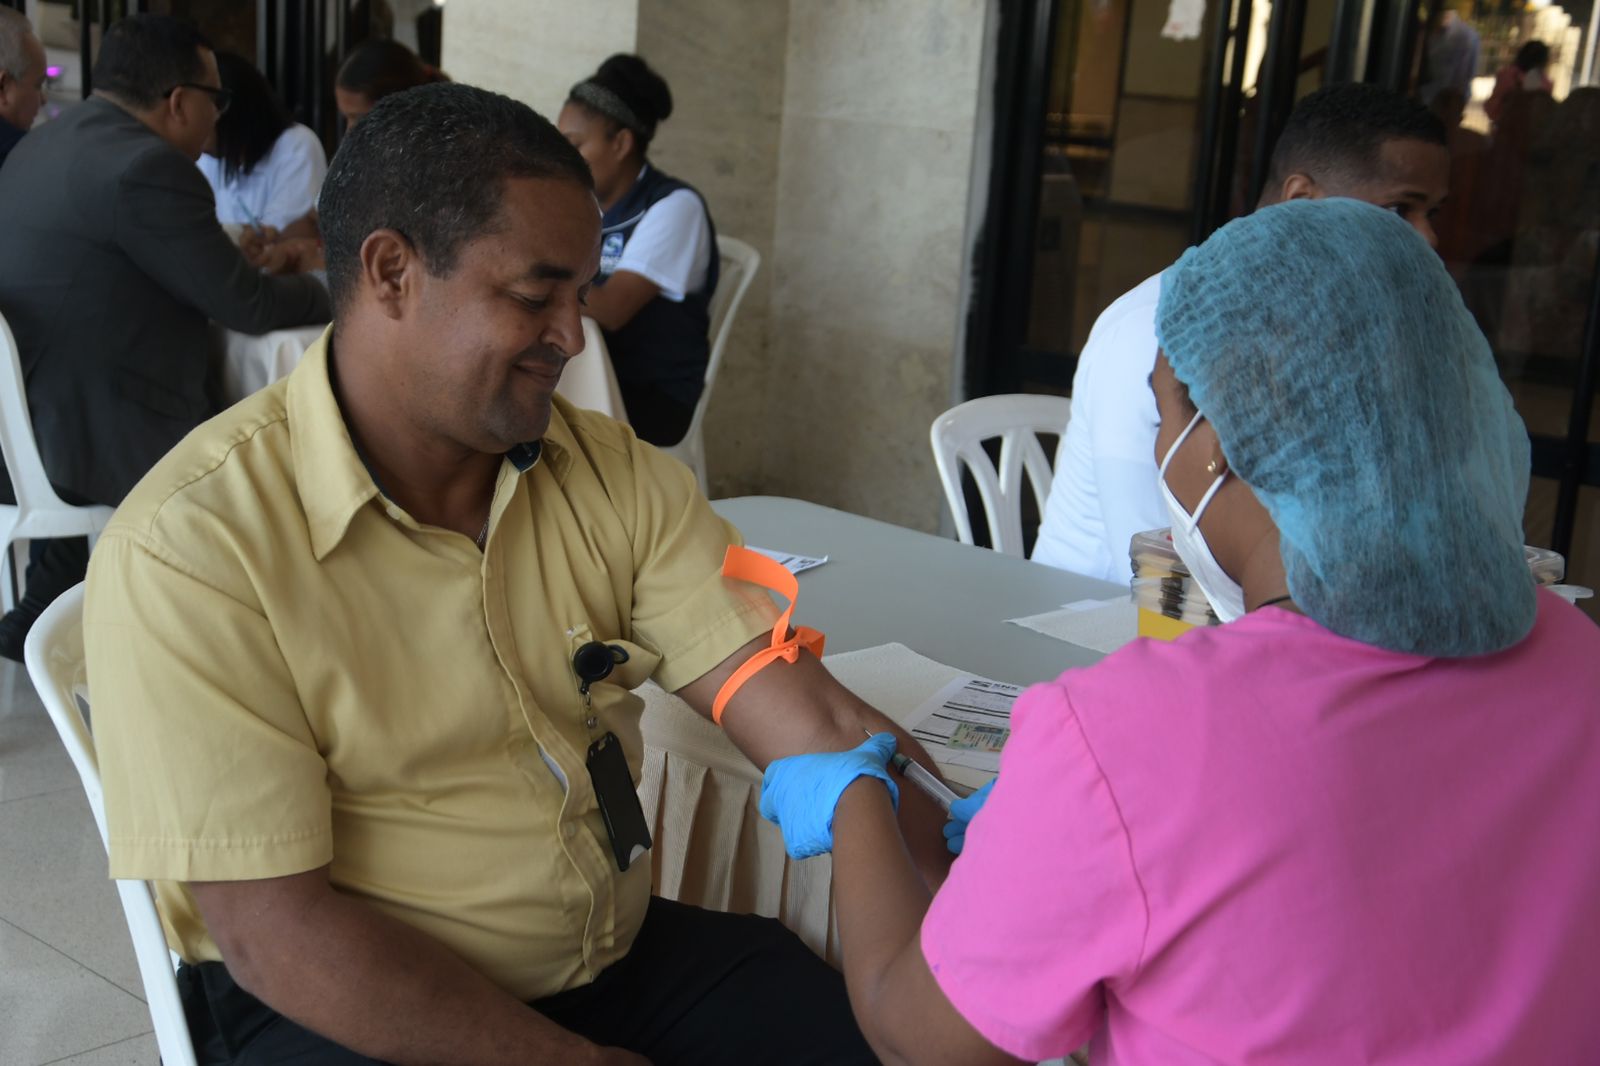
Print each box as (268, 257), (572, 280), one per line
(864, 730), (959, 811)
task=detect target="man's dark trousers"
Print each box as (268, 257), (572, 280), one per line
(178, 896), (879, 1065)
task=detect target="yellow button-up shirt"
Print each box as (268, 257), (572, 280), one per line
(84, 332), (776, 999)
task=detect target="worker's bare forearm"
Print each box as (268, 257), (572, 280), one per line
(831, 780), (937, 1066)
(831, 783), (1025, 1066)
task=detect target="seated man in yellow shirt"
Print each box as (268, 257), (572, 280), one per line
(84, 83), (948, 1066)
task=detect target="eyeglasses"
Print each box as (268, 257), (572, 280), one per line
(166, 82), (232, 117)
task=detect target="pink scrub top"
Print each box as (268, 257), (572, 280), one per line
(921, 590), (1600, 1064)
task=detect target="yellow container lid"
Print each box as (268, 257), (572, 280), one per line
(1137, 607), (1199, 642)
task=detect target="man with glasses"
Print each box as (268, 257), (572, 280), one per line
(172, 79), (233, 118)
(0, 7), (46, 169)
(0, 15), (328, 660)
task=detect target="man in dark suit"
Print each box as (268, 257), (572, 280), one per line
(0, 7), (46, 169)
(0, 14), (330, 659)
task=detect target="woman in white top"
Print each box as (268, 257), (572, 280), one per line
(558, 54), (718, 446)
(198, 52), (326, 236)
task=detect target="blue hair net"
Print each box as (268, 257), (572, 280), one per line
(1156, 198), (1535, 657)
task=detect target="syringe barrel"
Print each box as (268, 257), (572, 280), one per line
(900, 758), (959, 812)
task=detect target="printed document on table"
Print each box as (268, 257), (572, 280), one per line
(1008, 596), (1138, 654)
(907, 675), (1024, 774)
(749, 546), (829, 575)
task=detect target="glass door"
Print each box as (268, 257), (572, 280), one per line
(1399, 0), (1600, 616)
(971, 0), (1600, 615)
(971, 0), (1350, 392)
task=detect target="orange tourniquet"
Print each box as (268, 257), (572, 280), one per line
(712, 546), (826, 726)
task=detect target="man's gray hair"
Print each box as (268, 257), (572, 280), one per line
(0, 8), (37, 81)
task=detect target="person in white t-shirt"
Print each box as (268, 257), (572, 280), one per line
(197, 51), (325, 236)
(558, 54), (718, 447)
(1032, 83), (1452, 582)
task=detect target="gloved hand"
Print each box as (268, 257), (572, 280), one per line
(759, 733), (901, 859)
(942, 778), (996, 855)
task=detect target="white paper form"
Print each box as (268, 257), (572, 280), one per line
(748, 546), (829, 575)
(1008, 597), (1139, 655)
(906, 675), (1025, 774)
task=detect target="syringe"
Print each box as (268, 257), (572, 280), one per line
(865, 730), (960, 812)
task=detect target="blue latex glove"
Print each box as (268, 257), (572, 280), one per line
(759, 733), (901, 859)
(942, 778), (996, 855)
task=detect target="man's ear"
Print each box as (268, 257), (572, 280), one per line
(1279, 172), (1320, 202)
(158, 89), (194, 135)
(358, 229), (418, 320)
(164, 84), (189, 123)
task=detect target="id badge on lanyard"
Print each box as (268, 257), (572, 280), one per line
(573, 641), (652, 872)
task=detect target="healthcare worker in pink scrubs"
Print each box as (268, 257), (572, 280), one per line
(759, 198), (1600, 1065)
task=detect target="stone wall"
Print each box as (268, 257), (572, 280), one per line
(635, 0), (791, 497)
(761, 0), (985, 530)
(442, 0), (637, 115)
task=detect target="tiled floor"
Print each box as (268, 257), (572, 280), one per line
(0, 658), (160, 1065)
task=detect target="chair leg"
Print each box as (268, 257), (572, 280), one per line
(2, 540), (18, 613)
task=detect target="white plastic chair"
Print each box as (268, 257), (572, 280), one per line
(662, 235), (761, 492)
(0, 312), (115, 609)
(24, 584), (199, 1066)
(930, 394), (1072, 558)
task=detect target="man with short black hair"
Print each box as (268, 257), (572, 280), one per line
(85, 83), (941, 1065)
(0, 14), (328, 659)
(0, 7), (45, 168)
(1032, 82), (1451, 583)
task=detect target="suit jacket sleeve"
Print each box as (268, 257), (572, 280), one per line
(113, 143), (331, 334)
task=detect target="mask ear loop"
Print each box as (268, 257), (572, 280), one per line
(1159, 410), (1206, 478)
(1160, 410), (1230, 533)
(1186, 467), (1230, 532)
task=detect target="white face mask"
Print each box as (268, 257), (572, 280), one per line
(1158, 410), (1248, 623)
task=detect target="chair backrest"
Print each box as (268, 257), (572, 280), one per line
(695, 235), (761, 443)
(664, 235), (761, 490)
(24, 585), (199, 1066)
(929, 393), (1072, 557)
(0, 310), (74, 515)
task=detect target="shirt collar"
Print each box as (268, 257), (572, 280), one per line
(0, 117), (25, 153)
(287, 330), (569, 561)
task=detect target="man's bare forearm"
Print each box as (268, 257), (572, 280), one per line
(193, 874), (619, 1066)
(678, 639), (954, 885)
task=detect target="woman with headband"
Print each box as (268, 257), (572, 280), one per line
(558, 55), (719, 447)
(756, 199), (1600, 1064)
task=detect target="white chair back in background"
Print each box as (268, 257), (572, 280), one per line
(930, 393), (1072, 558)
(0, 312), (116, 609)
(662, 235), (761, 493)
(24, 584), (199, 1066)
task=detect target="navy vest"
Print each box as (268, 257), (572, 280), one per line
(597, 165), (720, 410)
